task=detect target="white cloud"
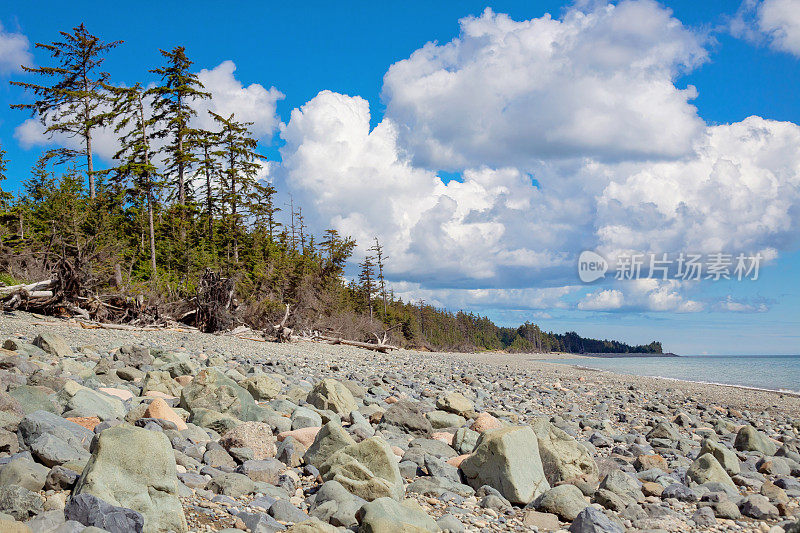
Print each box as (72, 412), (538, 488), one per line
(279, 90), (575, 283)
(578, 289), (624, 310)
(578, 279), (703, 312)
(194, 60), (284, 140)
(595, 116), (800, 260)
(389, 281), (576, 310)
(382, 1), (708, 170)
(715, 295), (769, 312)
(733, 0), (800, 56)
(0, 22), (32, 74)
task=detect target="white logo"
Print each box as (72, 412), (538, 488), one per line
(578, 250), (608, 283)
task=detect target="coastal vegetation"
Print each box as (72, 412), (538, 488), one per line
(0, 24), (661, 355)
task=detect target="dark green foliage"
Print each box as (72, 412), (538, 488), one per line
(10, 24), (121, 198)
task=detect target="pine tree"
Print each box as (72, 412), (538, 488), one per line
(209, 111), (262, 264)
(10, 24), (121, 199)
(0, 142), (11, 210)
(370, 237), (388, 316)
(148, 46), (210, 241)
(359, 254), (376, 319)
(108, 83), (159, 278)
(195, 129), (222, 244)
(251, 181), (280, 243)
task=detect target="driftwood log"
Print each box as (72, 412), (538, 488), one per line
(301, 332), (399, 353)
(271, 304), (293, 342)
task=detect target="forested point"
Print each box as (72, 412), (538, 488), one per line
(0, 24), (662, 355)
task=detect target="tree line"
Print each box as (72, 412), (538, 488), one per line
(0, 24), (661, 354)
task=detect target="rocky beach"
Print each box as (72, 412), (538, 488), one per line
(0, 311), (799, 533)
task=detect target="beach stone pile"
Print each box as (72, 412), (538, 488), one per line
(0, 321), (799, 532)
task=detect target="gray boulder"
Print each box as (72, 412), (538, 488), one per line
(532, 418), (598, 484)
(379, 401), (432, 437)
(460, 426), (549, 505)
(535, 484), (589, 521)
(307, 379), (357, 416)
(319, 437), (403, 501)
(734, 426), (777, 455)
(65, 493), (144, 533)
(304, 421), (356, 468)
(18, 410), (92, 467)
(72, 424), (187, 532)
(356, 497), (439, 532)
(569, 506), (624, 533)
(0, 484), (43, 520)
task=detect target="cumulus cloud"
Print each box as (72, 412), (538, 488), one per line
(0, 22), (32, 74)
(732, 0), (800, 56)
(578, 280), (703, 312)
(194, 60), (284, 140)
(595, 116), (800, 261)
(382, 1), (708, 170)
(279, 90), (575, 284)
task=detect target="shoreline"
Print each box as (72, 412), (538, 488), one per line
(2, 311), (799, 416)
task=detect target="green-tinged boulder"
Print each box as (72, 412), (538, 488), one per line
(241, 374), (282, 401)
(286, 517), (340, 532)
(33, 332), (73, 357)
(142, 370), (182, 397)
(320, 437), (403, 501)
(8, 386), (59, 415)
(647, 422), (681, 442)
(460, 426), (550, 505)
(687, 453), (736, 488)
(426, 411), (466, 430)
(435, 392), (474, 419)
(734, 425), (777, 455)
(535, 484), (588, 521)
(0, 457), (49, 491)
(531, 418), (598, 484)
(57, 381), (126, 421)
(700, 439), (740, 476)
(72, 424), (188, 532)
(308, 379), (357, 416)
(452, 427), (480, 454)
(180, 368), (259, 421)
(188, 408), (240, 434)
(304, 421), (356, 468)
(356, 497), (440, 533)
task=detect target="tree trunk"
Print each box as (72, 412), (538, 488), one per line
(230, 148), (238, 264)
(148, 190), (157, 277)
(177, 95), (186, 243)
(204, 144), (213, 243)
(87, 129), (95, 199)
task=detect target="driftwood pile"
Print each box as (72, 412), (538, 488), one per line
(0, 260), (150, 324)
(299, 328), (399, 353)
(2, 264), (399, 353)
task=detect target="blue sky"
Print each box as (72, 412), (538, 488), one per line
(1, 0), (800, 354)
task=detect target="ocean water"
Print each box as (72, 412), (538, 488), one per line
(543, 355), (800, 393)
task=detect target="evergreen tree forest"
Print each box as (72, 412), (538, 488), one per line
(0, 24), (661, 355)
